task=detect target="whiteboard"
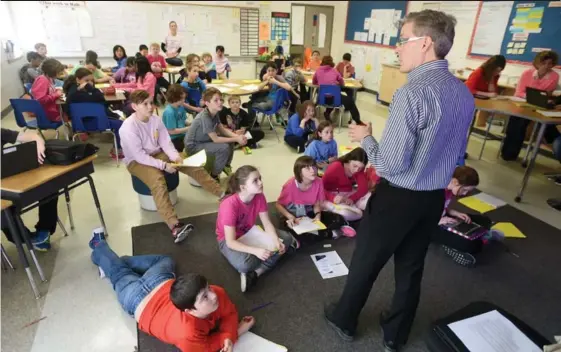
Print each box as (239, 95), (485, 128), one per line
(10, 1), (249, 57)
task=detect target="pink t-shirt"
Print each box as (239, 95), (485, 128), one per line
(515, 68), (559, 98)
(216, 193), (268, 241)
(277, 177), (325, 217)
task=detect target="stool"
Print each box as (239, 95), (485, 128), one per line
(131, 173), (180, 211)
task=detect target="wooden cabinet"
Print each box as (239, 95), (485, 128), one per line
(378, 64), (408, 104)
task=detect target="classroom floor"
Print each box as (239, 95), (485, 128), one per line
(2, 92), (560, 352)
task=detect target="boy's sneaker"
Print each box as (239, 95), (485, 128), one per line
(32, 230), (51, 252)
(240, 271), (258, 293)
(89, 227), (106, 249)
(290, 234), (300, 250)
(243, 146), (252, 155)
(441, 245), (476, 268)
(109, 148), (124, 160)
(223, 165), (233, 176)
(171, 223), (194, 244)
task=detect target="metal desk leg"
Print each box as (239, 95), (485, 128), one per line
(521, 121), (539, 168)
(64, 188), (75, 230)
(87, 176), (108, 236)
(3, 208), (41, 299)
(478, 113), (495, 160)
(15, 215), (46, 282)
(57, 218), (69, 236)
(515, 123), (547, 203)
(1, 245), (15, 270)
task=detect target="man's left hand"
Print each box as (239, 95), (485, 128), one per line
(349, 122), (372, 143)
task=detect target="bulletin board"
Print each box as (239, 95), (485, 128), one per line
(271, 12), (290, 41)
(344, 1), (409, 48)
(468, 1), (561, 66)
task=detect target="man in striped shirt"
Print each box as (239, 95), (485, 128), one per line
(325, 10), (474, 351)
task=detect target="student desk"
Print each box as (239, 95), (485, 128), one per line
(206, 79), (263, 96)
(305, 77), (363, 102)
(165, 66), (184, 83)
(1, 200), (45, 299)
(473, 98), (561, 202)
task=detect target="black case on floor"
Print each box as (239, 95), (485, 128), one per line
(425, 301), (550, 352)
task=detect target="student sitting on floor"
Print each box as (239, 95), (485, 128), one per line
(136, 44), (149, 58)
(185, 88), (247, 180)
(180, 62), (207, 113)
(20, 51), (44, 85)
(120, 90), (224, 243)
(246, 63), (292, 122)
(304, 121), (338, 171)
(284, 100), (319, 153)
(432, 166), (503, 268)
(88, 230), (255, 352)
(216, 165), (299, 292)
(64, 68), (124, 159)
(113, 57), (136, 83)
(162, 84), (190, 153)
(31, 58), (66, 122)
(322, 147), (370, 222)
(214, 45), (231, 80)
(276, 156), (354, 243)
(146, 42), (170, 93)
(219, 95), (264, 150)
(283, 58), (308, 114)
(1, 128), (58, 251)
(112, 45), (127, 73)
(313, 55), (363, 125)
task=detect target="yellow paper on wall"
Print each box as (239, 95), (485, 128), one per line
(458, 196), (496, 213)
(491, 222), (526, 238)
(365, 63), (372, 72)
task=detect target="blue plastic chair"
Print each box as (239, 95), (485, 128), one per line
(9, 98), (64, 138)
(252, 89), (290, 142)
(317, 85), (345, 131)
(208, 70), (217, 79)
(69, 103), (121, 166)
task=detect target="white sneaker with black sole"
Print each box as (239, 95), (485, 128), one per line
(240, 271), (258, 293)
(171, 223), (194, 244)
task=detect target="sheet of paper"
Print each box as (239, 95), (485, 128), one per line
(448, 310), (541, 352)
(538, 110), (561, 117)
(311, 251), (348, 279)
(244, 131), (253, 139)
(458, 196), (496, 213)
(218, 87), (232, 93)
(237, 226), (279, 252)
(474, 193), (506, 208)
(233, 331), (287, 352)
(223, 83), (241, 87)
(491, 222), (526, 238)
(509, 96), (526, 102)
(241, 84), (260, 91)
(368, 31), (375, 42)
(364, 18), (371, 30)
(382, 34), (391, 45)
(291, 217), (326, 235)
(471, 1), (514, 55)
(354, 32), (361, 41)
(177, 150), (207, 167)
(375, 34), (382, 44)
(291, 6), (305, 45)
(319, 13), (327, 48)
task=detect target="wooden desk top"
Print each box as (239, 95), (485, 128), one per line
(1, 155), (97, 193)
(475, 98), (561, 124)
(305, 77), (363, 89)
(1, 200), (13, 210)
(207, 79), (263, 96)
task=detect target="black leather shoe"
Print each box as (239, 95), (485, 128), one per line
(323, 304), (354, 342)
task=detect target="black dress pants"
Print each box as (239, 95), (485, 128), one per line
(328, 180), (444, 344)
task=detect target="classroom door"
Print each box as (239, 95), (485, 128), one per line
(304, 5), (333, 56)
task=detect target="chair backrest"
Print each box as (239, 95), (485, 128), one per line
(271, 88), (290, 113)
(208, 70), (217, 79)
(10, 98), (50, 129)
(186, 88), (202, 107)
(317, 85), (343, 107)
(69, 103), (111, 132)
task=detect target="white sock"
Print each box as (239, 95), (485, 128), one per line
(98, 266), (106, 278)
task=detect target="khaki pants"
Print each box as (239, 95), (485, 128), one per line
(127, 152), (223, 228)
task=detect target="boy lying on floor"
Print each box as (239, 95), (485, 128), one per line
(88, 228), (255, 352)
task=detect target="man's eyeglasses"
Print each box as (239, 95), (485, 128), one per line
(396, 36), (426, 47)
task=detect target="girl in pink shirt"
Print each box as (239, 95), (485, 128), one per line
(216, 165), (298, 293)
(515, 51), (559, 98)
(31, 58), (66, 122)
(114, 57), (157, 98)
(276, 156), (354, 242)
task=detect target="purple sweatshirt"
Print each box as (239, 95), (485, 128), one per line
(312, 65), (344, 86)
(119, 114), (179, 170)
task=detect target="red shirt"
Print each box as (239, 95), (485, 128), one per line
(322, 161), (368, 202)
(138, 283), (239, 352)
(464, 67), (499, 95)
(147, 54), (167, 79)
(335, 61), (355, 77)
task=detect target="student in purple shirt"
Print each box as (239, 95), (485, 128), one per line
(113, 57), (137, 83)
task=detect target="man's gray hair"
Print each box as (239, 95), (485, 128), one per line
(403, 10), (457, 59)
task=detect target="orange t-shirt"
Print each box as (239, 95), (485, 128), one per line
(308, 59), (321, 71)
(138, 283), (239, 352)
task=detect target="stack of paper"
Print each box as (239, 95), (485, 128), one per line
(291, 217), (326, 235)
(237, 226), (279, 252)
(234, 332), (287, 352)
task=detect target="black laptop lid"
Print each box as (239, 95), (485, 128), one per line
(1, 141), (39, 178)
(526, 87), (550, 108)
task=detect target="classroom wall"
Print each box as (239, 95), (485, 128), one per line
(0, 53), (25, 112)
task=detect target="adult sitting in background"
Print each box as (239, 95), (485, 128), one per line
(161, 21), (183, 66)
(501, 51), (559, 161)
(465, 55), (506, 127)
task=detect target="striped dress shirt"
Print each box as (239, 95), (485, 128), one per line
(362, 60), (474, 191)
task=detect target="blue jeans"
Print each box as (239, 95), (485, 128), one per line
(553, 135), (561, 162)
(91, 241), (175, 316)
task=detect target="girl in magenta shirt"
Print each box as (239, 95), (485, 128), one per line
(216, 165), (298, 293)
(31, 58), (66, 122)
(276, 156), (354, 241)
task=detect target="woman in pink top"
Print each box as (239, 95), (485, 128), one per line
(312, 56), (363, 125)
(216, 165), (298, 293)
(502, 51), (560, 161)
(31, 58), (66, 122)
(114, 57), (157, 98)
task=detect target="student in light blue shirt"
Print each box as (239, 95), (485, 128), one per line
(305, 121), (338, 170)
(284, 100), (319, 153)
(162, 84), (190, 152)
(180, 62), (207, 113)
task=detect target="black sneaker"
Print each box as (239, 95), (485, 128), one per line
(171, 223), (194, 244)
(323, 303), (354, 342)
(240, 271), (258, 293)
(441, 245), (476, 268)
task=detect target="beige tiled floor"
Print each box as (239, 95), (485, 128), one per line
(1, 92), (560, 352)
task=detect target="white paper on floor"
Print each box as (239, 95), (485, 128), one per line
(234, 331), (287, 351)
(311, 251), (348, 279)
(474, 192), (507, 208)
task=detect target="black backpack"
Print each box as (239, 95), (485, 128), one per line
(44, 140), (99, 165)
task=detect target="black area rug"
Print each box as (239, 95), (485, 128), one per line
(132, 203), (561, 352)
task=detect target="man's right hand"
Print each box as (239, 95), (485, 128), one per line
(164, 163), (178, 174)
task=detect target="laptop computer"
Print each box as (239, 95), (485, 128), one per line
(526, 87), (555, 109)
(1, 141), (39, 178)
